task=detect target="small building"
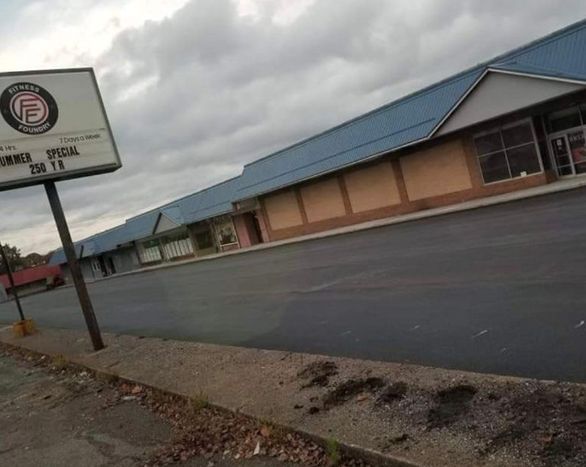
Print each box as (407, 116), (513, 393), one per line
(0, 264), (63, 296)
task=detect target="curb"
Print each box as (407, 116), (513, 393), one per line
(82, 178), (586, 286)
(0, 339), (422, 467)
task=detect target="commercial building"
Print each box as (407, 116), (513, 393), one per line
(51, 20), (586, 276)
(0, 264), (63, 297)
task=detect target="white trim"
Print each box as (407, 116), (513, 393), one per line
(428, 69), (489, 138)
(487, 67), (586, 86)
(472, 117), (544, 185)
(430, 68), (586, 138)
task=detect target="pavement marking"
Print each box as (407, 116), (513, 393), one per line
(410, 325), (421, 331)
(472, 329), (489, 339)
(575, 320), (585, 329)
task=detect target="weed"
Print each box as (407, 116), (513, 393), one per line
(325, 438), (342, 465)
(189, 391), (209, 412)
(51, 354), (68, 370)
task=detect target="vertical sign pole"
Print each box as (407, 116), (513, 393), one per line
(44, 181), (104, 351)
(0, 243), (25, 321)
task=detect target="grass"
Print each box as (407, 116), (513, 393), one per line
(189, 391), (209, 412)
(51, 354), (68, 370)
(326, 438), (342, 466)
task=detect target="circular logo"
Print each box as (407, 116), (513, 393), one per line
(0, 82), (58, 135)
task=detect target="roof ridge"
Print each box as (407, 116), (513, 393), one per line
(487, 18), (586, 66)
(242, 19), (586, 172)
(242, 68), (482, 169)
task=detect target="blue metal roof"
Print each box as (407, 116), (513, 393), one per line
(235, 19), (586, 201)
(49, 20), (586, 265)
(180, 176), (240, 224)
(48, 177), (241, 264)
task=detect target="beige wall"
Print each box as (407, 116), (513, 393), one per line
(264, 190), (303, 230)
(300, 177), (346, 223)
(401, 139), (472, 201)
(344, 162), (401, 213)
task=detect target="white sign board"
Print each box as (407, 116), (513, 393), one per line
(0, 68), (121, 191)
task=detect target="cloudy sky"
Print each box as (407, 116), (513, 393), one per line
(1, 0), (586, 255)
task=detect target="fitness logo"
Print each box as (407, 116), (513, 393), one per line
(0, 82), (58, 135)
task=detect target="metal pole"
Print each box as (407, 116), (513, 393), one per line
(44, 181), (104, 351)
(0, 243), (25, 321)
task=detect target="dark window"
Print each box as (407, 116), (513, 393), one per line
(473, 121), (541, 184)
(580, 103), (586, 124)
(474, 132), (503, 155)
(194, 230), (213, 249)
(502, 123), (533, 147)
(506, 145), (541, 177)
(546, 108), (582, 133)
(478, 152), (510, 183)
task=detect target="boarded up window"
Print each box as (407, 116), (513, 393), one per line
(264, 190), (303, 230)
(344, 162), (401, 213)
(300, 178), (346, 223)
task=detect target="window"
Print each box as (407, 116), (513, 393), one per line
(214, 216), (238, 246)
(162, 233), (193, 259)
(473, 121), (541, 184)
(546, 107), (582, 133)
(140, 239), (162, 263)
(194, 230), (214, 250)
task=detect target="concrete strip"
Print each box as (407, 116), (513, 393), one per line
(95, 176), (586, 283)
(0, 328), (421, 467)
(2, 327), (582, 466)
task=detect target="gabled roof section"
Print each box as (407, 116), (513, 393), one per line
(236, 19), (586, 201)
(153, 208), (182, 235)
(436, 71), (584, 136)
(48, 176), (242, 264)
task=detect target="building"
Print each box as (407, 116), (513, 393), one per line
(51, 20), (586, 276)
(50, 176), (265, 280)
(0, 264), (63, 297)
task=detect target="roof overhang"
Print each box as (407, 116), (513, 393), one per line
(431, 68), (586, 137)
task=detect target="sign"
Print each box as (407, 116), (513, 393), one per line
(0, 68), (121, 191)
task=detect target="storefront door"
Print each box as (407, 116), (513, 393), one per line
(550, 128), (586, 176)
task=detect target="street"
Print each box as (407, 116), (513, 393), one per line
(2, 188), (586, 383)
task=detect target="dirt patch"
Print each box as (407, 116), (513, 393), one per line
(481, 386), (586, 464)
(323, 377), (385, 408)
(427, 384), (477, 428)
(297, 360), (338, 388)
(378, 382), (408, 405)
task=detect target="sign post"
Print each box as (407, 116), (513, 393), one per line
(0, 68), (122, 351)
(44, 181), (104, 350)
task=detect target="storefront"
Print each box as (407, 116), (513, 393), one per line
(545, 103), (586, 177)
(213, 215), (240, 252)
(137, 229), (194, 265)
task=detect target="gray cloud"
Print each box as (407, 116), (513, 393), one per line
(2, 0), (586, 254)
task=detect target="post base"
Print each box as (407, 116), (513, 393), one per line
(12, 319), (36, 337)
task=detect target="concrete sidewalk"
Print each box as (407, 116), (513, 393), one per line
(99, 176), (586, 283)
(2, 327), (585, 467)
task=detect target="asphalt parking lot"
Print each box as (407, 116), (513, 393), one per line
(2, 188), (586, 382)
